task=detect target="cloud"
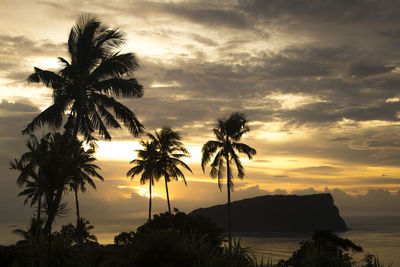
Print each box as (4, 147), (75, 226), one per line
(238, 0), (400, 24)
(164, 5), (248, 29)
(0, 34), (65, 83)
(348, 63), (396, 78)
(0, 99), (39, 113)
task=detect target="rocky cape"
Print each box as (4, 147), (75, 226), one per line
(190, 193), (348, 233)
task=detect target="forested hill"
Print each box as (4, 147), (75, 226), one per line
(190, 193), (348, 233)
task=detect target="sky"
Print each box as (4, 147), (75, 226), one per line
(1, 0), (400, 236)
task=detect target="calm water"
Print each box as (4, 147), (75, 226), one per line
(1, 216), (399, 266)
(239, 216), (400, 266)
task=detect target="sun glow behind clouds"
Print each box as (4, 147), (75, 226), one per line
(268, 93), (322, 110)
(93, 141), (141, 161)
(28, 57), (61, 70)
(91, 140), (201, 163)
(117, 185), (165, 199)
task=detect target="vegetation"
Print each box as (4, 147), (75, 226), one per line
(10, 133), (102, 239)
(127, 141), (160, 222)
(2, 212), (390, 267)
(147, 127), (192, 214)
(22, 13), (144, 142)
(201, 112), (256, 252)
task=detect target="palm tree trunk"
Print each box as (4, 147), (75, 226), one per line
(226, 154), (232, 264)
(149, 181), (152, 222)
(164, 174), (171, 214)
(37, 193), (42, 222)
(74, 188), (80, 226)
(44, 188), (63, 235)
(72, 114), (81, 140)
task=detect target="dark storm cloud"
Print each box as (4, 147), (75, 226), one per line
(348, 63), (396, 78)
(237, 0), (400, 24)
(279, 101), (400, 126)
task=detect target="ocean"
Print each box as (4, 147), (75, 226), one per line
(239, 216), (400, 266)
(1, 216), (400, 266)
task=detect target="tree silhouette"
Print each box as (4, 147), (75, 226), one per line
(68, 138), (103, 227)
(23, 13), (144, 142)
(60, 218), (98, 245)
(147, 127), (192, 214)
(40, 133), (74, 236)
(10, 134), (51, 222)
(127, 141), (160, 222)
(201, 112), (256, 254)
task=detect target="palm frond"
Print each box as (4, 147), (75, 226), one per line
(232, 142), (257, 159)
(201, 140), (223, 172)
(90, 53), (140, 81)
(27, 68), (64, 89)
(22, 101), (66, 135)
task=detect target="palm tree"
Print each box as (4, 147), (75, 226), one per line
(201, 112), (256, 254)
(73, 218), (98, 245)
(10, 134), (51, 222)
(127, 141), (160, 222)
(148, 127), (192, 214)
(40, 133), (73, 236)
(22, 13), (144, 142)
(68, 137), (103, 226)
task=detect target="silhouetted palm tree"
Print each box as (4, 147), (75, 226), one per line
(10, 134), (51, 222)
(201, 112), (256, 254)
(148, 127), (192, 214)
(68, 138), (103, 226)
(74, 218), (98, 244)
(127, 141), (160, 222)
(40, 133), (74, 236)
(23, 13), (144, 142)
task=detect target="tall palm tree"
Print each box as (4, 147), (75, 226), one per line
(148, 127), (192, 214)
(201, 112), (256, 254)
(67, 137), (103, 226)
(10, 134), (51, 222)
(22, 13), (144, 142)
(39, 133), (73, 236)
(127, 141), (160, 222)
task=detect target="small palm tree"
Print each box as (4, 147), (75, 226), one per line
(23, 13), (144, 142)
(74, 218), (98, 244)
(10, 134), (51, 222)
(148, 127), (192, 214)
(127, 141), (160, 222)
(68, 138), (103, 226)
(201, 112), (256, 254)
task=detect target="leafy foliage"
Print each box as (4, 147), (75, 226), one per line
(146, 127), (192, 214)
(114, 231), (135, 246)
(278, 230), (363, 267)
(136, 209), (225, 247)
(23, 13), (144, 141)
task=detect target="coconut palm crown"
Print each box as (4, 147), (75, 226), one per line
(22, 13), (144, 141)
(127, 141), (160, 222)
(147, 127), (192, 214)
(201, 112), (256, 254)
